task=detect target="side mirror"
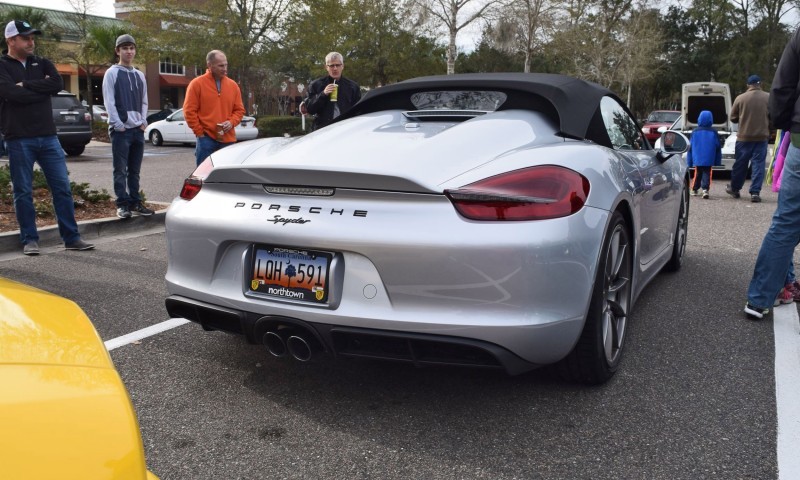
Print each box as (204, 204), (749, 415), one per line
(657, 126), (668, 133)
(657, 130), (689, 161)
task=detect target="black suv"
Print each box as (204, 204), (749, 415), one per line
(52, 91), (92, 156)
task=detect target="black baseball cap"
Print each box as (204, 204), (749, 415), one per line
(5, 20), (42, 39)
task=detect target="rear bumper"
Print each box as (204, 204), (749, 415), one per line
(166, 295), (541, 375)
(57, 131), (92, 147)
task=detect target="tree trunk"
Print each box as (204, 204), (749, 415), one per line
(447, 29), (457, 75)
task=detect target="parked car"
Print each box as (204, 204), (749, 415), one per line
(146, 107), (178, 124)
(0, 277), (159, 479)
(681, 82), (732, 132)
(163, 73), (690, 385)
(145, 109), (259, 146)
(52, 90), (92, 156)
(641, 109), (680, 143)
(92, 104), (108, 123)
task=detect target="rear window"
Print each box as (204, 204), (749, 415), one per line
(52, 96), (81, 109)
(687, 97), (728, 124)
(410, 91), (507, 111)
(647, 111), (680, 123)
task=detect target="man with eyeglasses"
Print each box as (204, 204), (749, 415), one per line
(305, 52), (361, 130)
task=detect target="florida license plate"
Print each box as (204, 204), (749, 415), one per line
(249, 245), (332, 304)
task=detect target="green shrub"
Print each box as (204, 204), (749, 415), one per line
(256, 115), (306, 138)
(32, 169), (48, 190)
(0, 164), (10, 202)
(70, 181), (111, 203)
(92, 121), (109, 142)
(34, 199), (53, 217)
(0, 165), (113, 215)
(0, 165), (48, 192)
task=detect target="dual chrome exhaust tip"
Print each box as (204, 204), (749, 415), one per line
(263, 329), (318, 362)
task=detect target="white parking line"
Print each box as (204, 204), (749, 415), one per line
(104, 306), (799, 476)
(775, 303), (800, 480)
(104, 318), (190, 351)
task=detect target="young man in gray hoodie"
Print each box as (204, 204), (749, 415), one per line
(103, 34), (153, 219)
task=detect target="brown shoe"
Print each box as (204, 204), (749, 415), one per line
(23, 241), (39, 256)
(65, 239), (95, 251)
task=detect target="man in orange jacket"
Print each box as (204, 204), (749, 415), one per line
(183, 50), (245, 165)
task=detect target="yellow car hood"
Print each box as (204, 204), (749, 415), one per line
(0, 277), (112, 367)
(0, 278), (158, 480)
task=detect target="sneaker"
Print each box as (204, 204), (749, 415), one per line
(702, 189), (709, 199)
(775, 288), (794, 306)
(131, 203), (155, 216)
(690, 189), (698, 196)
(726, 184), (741, 198)
(744, 303), (770, 320)
(786, 281), (800, 302)
(117, 206), (131, 219)
(751, 194), (762, 203)
(784, 282), (800, 301)
(65, 239), (95, 251)
(23, 240), (39, 256)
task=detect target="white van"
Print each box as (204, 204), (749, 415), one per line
(682, 82), (735, 170)
(658, 82), (735, 170)
(681, 82), (732, 132)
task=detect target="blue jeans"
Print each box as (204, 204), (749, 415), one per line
(691, 166), (712, 191)
(731, 140), (767, 194)
(111, 128), (145, 207)
(7, 136), (80, 245)
(195, 135), (227, 166)
(747, 143), (800, 308)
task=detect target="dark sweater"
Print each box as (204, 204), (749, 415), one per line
(770, 27), (800, 133)
(305, 75), (361, 130)
(0, 52), (63, 139)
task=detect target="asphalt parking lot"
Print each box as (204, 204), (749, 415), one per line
(2, 143), (798, 479)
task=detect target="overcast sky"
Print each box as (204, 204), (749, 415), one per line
(7, 0), (487, 50)
(5, 0), (116, 19)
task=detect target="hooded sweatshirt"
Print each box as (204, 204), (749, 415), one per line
(686, 110), (722, 168)
(102, 64), (148, 131)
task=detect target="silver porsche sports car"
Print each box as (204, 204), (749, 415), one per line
(165, 73), (690, 384)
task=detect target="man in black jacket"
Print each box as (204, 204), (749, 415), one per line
(305, 52), (361, 131)
(743, 26), (800, 319)
(0, 20), (93, 255)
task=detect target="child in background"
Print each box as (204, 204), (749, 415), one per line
(686, 110), (722, 199)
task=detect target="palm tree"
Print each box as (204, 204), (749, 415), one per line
(86, 24), (131, 66)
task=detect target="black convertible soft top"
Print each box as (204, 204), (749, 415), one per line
(341, 73), (624, 143)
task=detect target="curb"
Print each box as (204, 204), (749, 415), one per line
(0, 202), (170, 253)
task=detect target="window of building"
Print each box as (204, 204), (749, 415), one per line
(160, 58), (185, 76)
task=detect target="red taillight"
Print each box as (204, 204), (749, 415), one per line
(445, 165), (590, 221)
(179, 157), (215, 200)
(84, 113), (91, 121)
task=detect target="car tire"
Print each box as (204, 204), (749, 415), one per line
(150, 130), (163, 146)
(663, 184), (689, 272)
(63, 146), (85, 156)
(558, 211), (631, 385)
